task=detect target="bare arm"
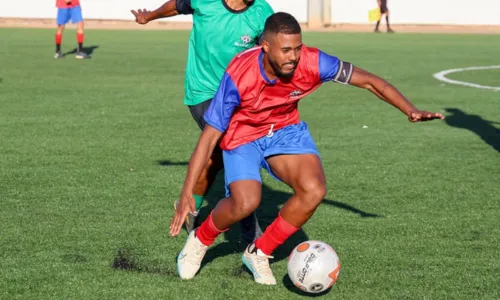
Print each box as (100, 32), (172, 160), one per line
(146, 0), (179, 21)
(131, 0), (193, 24)
(180, 126), (222, 199)
(348, 66), (444, 122)
(169, 125), (223, 236)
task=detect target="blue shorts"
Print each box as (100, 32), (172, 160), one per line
(57, 6), (83, 25)
(222, 121), (320, 197)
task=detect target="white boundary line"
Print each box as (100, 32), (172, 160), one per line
(433, 65), (500, 91)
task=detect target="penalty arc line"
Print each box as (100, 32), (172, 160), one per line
(433, 65), (500, 91)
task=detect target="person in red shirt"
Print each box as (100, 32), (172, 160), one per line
(55, 0), (88, 59)
(170, 12), (444, 284)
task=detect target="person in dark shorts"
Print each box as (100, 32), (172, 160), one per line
(374, 0), (394, 33)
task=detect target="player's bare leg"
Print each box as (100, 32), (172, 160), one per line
(178, 149), (264, 241)
(177, 180), (262, 280)
(75, 22), (88, 59)
(265, 154), (326, 228)
(54, 25), (65, 59)
(239, 154), (325, 284)
(211, 180), (262, 230)
(210, 180), (278, 284)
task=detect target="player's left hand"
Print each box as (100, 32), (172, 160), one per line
(408, 110), (445, 122)
(169, 192), (196, 237)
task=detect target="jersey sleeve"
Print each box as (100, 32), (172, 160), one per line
(203, 73), (241, 133)
(318, 50), (354, 84)
(175, 0), (194, 14)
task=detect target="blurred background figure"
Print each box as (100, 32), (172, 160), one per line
(374, 0), (394, 33)
(54, 0), (88, 59)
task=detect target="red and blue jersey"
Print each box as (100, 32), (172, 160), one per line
(204, 45), (353, 150)
(56, 0), (80, 9)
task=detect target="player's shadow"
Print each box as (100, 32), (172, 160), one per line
(63, 45), (100, 57)
(156, 160), (189, 166)
(196, 174), (382, 269)
(444, 108), (500, 152)
(282, 274), (333, 297)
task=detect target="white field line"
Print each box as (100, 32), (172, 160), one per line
(433, 65), (500, 91)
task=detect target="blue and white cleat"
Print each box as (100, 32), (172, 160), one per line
(242, 243), (277, 285)
(177, 230), (208, 280)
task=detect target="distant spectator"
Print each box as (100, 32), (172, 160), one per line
(374, 0), (394, 33)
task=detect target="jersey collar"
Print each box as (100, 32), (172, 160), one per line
(222, 0), (252, 14)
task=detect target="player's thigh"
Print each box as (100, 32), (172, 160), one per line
(263, 122), (326, 192)
(266, 153), (326, 194)
(71, 6), (84, 24)
(56, 8), (71, 26)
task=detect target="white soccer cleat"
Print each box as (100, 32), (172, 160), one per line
(177, 230), (208, 280)
(242, 243), (277, 285)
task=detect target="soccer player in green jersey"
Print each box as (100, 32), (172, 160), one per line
(131, 0), (274, 242)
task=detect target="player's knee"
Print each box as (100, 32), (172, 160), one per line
(75, 21), (83, 30)
(298, 180), (326, 210)
(229, 195), (260, 221)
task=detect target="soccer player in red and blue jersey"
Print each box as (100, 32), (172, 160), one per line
(54, 0), (88, 59)
(170, 12), (444, 284)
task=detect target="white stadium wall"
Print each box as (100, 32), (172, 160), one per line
(0, 0), (307, 23)
(0, 0), (499, 26)
(330, 0), (500, 25)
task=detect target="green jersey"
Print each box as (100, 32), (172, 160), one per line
(177, 0), (274, 106)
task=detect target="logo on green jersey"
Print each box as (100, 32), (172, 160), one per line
(234, 35), (253, 48)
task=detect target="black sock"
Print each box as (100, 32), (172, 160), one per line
(386, 16), (391, 29)
(56, 44), (61, 52)
(77, 43), (82, 52)
(375, 20), (380, 30)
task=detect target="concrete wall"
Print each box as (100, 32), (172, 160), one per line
(330, 0), (500, 25)
(1, 0), (499, 26)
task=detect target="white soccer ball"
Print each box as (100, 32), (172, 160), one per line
(287, 240), (341, 294)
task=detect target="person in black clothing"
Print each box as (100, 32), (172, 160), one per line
(374, 0), (394, 33)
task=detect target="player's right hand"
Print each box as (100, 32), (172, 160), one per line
(408, 110), (445, 122)
(130, 9), (151, 25)
(169, 193), (196, 237)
